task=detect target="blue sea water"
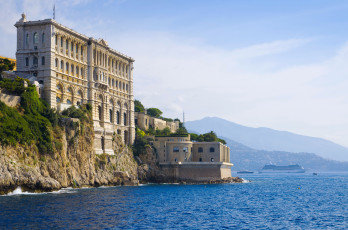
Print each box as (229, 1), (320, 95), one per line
(0, 173), (348, 229)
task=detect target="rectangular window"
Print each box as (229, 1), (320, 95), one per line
(173, 147), (179, 152)
(25, 57), (29, 66)
(183, 147), (188, 152)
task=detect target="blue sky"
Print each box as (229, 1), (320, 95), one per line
(1, 0), (348, 148)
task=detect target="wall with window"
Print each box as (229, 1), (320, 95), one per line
(191, 142), (228, 163)
(165, 142), (193, 163)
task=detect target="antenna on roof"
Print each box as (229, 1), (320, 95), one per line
(183, 112), (185, 127)
(53, 4), (56, 20)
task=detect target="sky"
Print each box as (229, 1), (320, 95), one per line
(1, 0), (348, 147)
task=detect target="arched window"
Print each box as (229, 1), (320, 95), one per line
(76, 66), (79, 76)
(81, 68), (84, 77)
(66, 63), (69, 72)
(71, 64), (74, 74)
(66, 40), (69, 49)
(109, 109), (113, 123)
(56, 97), (61, 103)
(67, 99), (72, 104)
(123, 82), (125, 90)
(57, 85), (61, 90)
(42, 33), (45, 44)
(116, 80), (118, 88)
(98, 105), (102, 120)
(117, 111), (120, 124)
(26, 33), (29, 47)
(126, 84), (128, 92)
(25, 57), (29, 66)
(76, 45), (78, 53)
(198, 147), (203, 153)
(60, 60), (64, 70)
(112, 79), (114, 87)
(210, 147), (215, 153)
(67, 87), (71, 93)
(101, 136), (105, 151)
(61, 37), (63, 47)
(33, 32), (38, 44)
(124, 112), (127, 125)
(55, 59), (58, 68)
(41, 56), (45, 65)
(55, 35), (57, 45)
(33, 57), (38, 65)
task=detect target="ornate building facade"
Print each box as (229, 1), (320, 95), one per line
(14, 14), (135, 154)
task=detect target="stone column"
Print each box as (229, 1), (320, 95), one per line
(128, 61), (135, 144)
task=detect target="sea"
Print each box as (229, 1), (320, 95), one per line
(0, 172), (347, 229)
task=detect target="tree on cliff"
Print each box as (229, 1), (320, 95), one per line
(134, 99), (145, 113)
(147, 108), (163, 118)
(190, 131), (226, 144)
(0, 58), (15, 74)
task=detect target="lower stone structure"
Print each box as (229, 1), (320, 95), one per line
(135, 112), (179, 133)
(160, 162), (233, 181)
(152, 134), (233, 181)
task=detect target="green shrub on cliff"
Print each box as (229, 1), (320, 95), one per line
(133, 128), (149, 156)
(0, 101), (33, 146)
(0, 77), (92, 154)
(0, 77), (28, 95)
(61, 104), (91, 122)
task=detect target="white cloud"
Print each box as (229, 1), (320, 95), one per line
(1, 0), (348, 147)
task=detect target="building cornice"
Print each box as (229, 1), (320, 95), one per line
(16, 18), (134, 62)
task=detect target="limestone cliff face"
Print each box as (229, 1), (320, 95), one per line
(0, 118), (138, 195)
(137, 146), (172, 183)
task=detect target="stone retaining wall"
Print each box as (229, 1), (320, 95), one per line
(0, 89), (20, 107)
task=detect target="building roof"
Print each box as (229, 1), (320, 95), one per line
(15, 17), (134, 62)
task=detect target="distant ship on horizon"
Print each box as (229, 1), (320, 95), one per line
(259, 164), (306, 173)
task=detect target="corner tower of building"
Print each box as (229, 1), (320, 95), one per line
(14, 14), (135, 154)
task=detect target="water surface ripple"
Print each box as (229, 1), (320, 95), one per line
(1, 173), (347, 229)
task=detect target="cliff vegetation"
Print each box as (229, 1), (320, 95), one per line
(0, 78), (138, 195)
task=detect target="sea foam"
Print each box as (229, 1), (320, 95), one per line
(2, 187), (76, 196)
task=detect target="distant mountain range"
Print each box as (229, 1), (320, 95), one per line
(224, 137), (348, 172)
(185, 117), (348, 162)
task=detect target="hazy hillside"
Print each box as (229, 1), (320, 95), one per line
(223, 137), (348, 172)
(186, 117), (348, 161)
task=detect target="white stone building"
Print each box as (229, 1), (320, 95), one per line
(14, 14), (135, 154)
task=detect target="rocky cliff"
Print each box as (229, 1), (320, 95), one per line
(0, 116), (138, 195)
